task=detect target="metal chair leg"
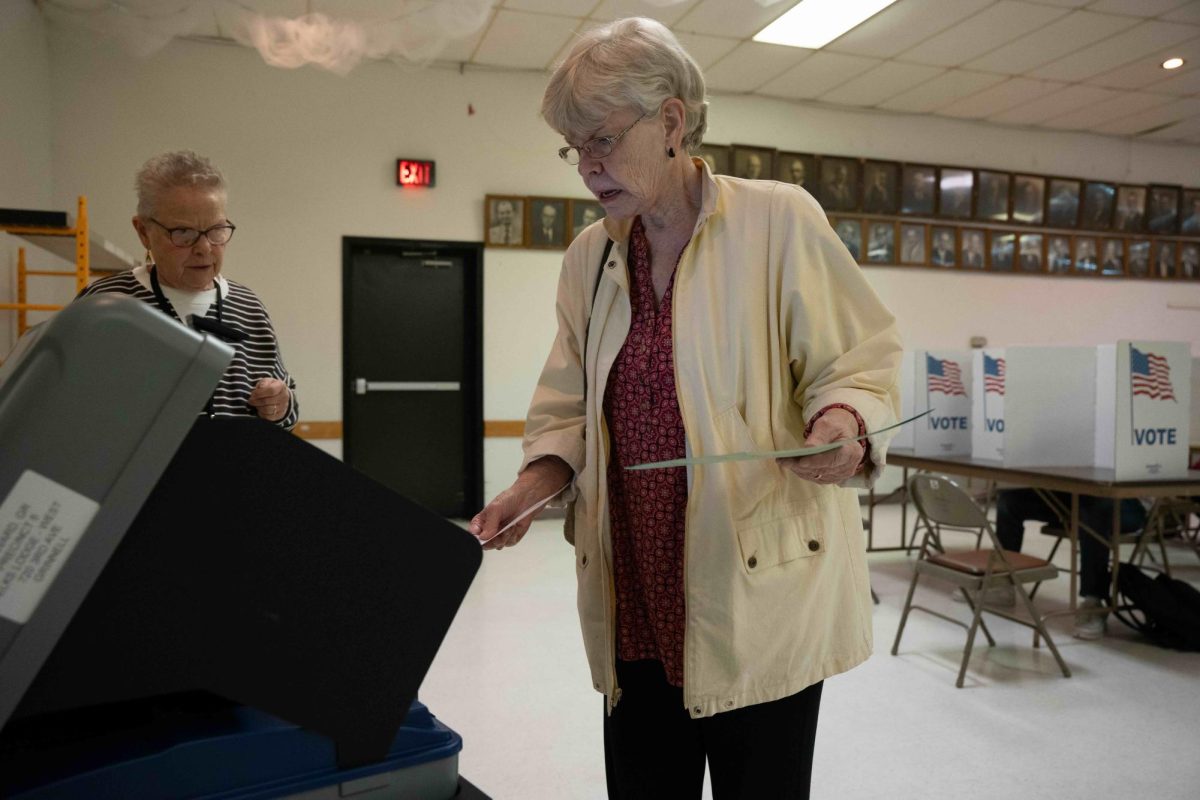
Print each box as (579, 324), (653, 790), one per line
(891, 568), (922, 656)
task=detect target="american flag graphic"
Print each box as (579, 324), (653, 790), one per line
(984, 354), (1006, 396)
(927, 354), (967, 396)
(1131, 346), (1175, 401)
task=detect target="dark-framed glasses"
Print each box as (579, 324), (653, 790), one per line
(149, 218), (237, 247)
(558, 115), (646, 165)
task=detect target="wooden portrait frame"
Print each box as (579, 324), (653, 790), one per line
(1113, 185), (1147, 234)
(1178, 240), (1200, 279)
(568, 198), (604, 244)
(1046, 177), (1082, 229)
(975, 170), (1010, 223)
(1146, 184), (1181, 234)
(931, 225), (959, 268)
(899, 222), (927, 265)
(1153, 239), (1176, 279)
(1011, 174), (1046, 226)
(696, 143), (731, 175)
(731, 144), (775, 181)
(830, 216), (864, 263)
(937, 166), (974, 220)
(1180, 188), (1200, 235)
(900, 163), (937, 216)
(484, 194), (526, 248)
(865, 219), (897, 264)
(1046, 234), (1073, 274)
(1081, 181), (1116, 231)
(862, 160), (900, 215)
(988, 230), (1016, 272)
(958, 228), (986, 270)
(1127, 238), (1151, 278)
(526, 196), (569, 250)
(1099, 236), (1126, 276)
(819, 156), (862, 213)
(1017, 232), (1045, 273)
(775, 151), (817, 191)
(1074, 235), (1099, 274)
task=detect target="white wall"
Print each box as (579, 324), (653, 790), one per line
(0, 0), (56, 354)
(7, 21), (1200, 498)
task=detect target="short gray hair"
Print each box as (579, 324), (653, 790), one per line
(135, 150), (226, 217)
(541, 18), (708, 154)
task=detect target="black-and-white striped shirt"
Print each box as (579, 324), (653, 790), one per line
(78, 269), (299, 430)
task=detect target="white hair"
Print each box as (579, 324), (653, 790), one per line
(541, 17), (708, 154)
(135, 150), (226, 217)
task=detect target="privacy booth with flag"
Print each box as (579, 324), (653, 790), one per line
(0, 296), (487, 799)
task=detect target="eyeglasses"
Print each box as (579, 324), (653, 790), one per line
(148, 218), (237, 247)
(558, 115), (646, 165)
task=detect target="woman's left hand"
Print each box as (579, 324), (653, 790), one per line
(249, 378), (290, 422)
(778, 408), (863, 485)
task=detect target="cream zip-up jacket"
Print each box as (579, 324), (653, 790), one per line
(520, 161), (902, 719)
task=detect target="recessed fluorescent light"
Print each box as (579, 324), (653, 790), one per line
(1162, 57), (1185, 70)
(753, 0), (900, 50)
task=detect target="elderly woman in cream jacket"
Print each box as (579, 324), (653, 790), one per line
(470, 18), (901, 800)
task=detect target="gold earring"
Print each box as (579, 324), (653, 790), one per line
(143, 249), (153, 267)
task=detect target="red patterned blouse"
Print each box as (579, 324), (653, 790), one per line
(603, 217), (690, 686)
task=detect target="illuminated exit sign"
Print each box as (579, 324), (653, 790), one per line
(396, 159), (435, 187)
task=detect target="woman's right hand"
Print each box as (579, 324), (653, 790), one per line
(469, 457), (573, 550)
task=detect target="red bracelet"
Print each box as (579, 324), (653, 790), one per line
(806, 403), (870, 472)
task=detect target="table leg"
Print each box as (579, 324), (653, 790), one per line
(1109, 499), (1121, 614)
(1069, 493), (1079, 612)
(868, 484), (875, 550)
(901, 466), (909, 551)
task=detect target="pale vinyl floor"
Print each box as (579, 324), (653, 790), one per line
(420, 504), (1200, 800)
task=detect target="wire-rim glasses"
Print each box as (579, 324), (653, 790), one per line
(149, 218), (237, 247)
(558, 115), (646, 165)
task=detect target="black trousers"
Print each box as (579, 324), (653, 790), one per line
(604, 659), (823, 800)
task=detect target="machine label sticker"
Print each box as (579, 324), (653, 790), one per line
(0, 470), (99, 624)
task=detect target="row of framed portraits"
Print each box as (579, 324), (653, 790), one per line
(484, 194), (603, 249)
(697, 143), (1200, 236)
(829, 216), (1200, 279)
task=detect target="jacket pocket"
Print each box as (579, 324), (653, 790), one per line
(736, 501), (827, 574)
(712, 404), (780, 514)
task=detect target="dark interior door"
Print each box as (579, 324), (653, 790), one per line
(343, 238), (483, 518)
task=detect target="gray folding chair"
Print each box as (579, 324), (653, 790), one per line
(891, 474), (1071, 688)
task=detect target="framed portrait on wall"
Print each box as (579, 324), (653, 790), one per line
(1081, 181), (1116, 230)
(1017, 233), (1043, 272)
(1114, 185), (1146, 233)
(1046, 178), (1081, 228)
(975, 170), (1010, 222)
(732, 144), (774, 180)
(989, 231), (1015, 271)
(568, 198), (604, 242)
(1047, 235), (1072, 273)
(1011, 174), (1045, 225)
(1074, 236), (1098, 274)
(862, 160), (899, 214)
(697, 143), (731, 175)
(1146, 185), (1181, 234)
(899, 223), (926, 264)
(866, 221), (896, 264)
(831, 217), (863, 262)
(820, 156), (861, 212)
(1181, 189), (1200, 234)
(485, 194), (525, 248)
(1154, 240), (1176, 279)
(1180, 242), (1199, 279)
(900, 164), (936, 215)
(1100, 237), (1125, 275)
(937, 167), (973, 219)
(775, 151), (816, 191)
(527, 197), (568, 249)
(961, 229), (986, 269)
(931, 226), (958, 268)
(1127, 239), (1150, 277)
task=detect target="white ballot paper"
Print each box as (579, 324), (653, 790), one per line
(625, 410), (931, 471)
(480, 482), (572, 544)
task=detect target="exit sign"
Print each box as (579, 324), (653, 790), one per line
(396, 159), (435, 187)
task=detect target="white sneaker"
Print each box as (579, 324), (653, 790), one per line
(1073, 596), (1106, 640)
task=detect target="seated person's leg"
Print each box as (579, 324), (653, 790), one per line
(995, 488), (1061, 551)
(1073, 498), (1146, 639)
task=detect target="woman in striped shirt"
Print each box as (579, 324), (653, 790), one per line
(79, 150), (297, 429)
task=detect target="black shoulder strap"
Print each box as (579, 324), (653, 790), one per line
(582, 238), (614, 400)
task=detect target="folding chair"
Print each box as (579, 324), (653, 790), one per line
(891, 474), (1071, 688)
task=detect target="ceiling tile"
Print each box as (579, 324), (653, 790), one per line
(1163, 2), (1200, 24)
(1086, 35), (1200, 89)
(1139, 114), (1200, 140)
(704, 41), (812, 93)
(1026, 0), (1089, 6)
(987, 84), (1119, 124)
(1148, 64), (1200, 94)
(818, 61), (945, 107)
(824, 0), (993, 60)
(673, 32), (741, 71)
(757, 52), (883, 100)
(1039, 91), (1176, 129)
(1095, 96), (1200, 134)
(471, 8), (578, 69)
(898, 1), (1071, 68)
(502, 0), (593, 14)
(590, 0), (702, 26)
(936, 76), (1066, 118)
(1028, 20), (1200, 82)
(877, 69), (1006, 112)
(1086, 0), (1191, 15)
(672, 0), (793, 39)
(437, 9), (495, 62)
(963, 11), (1138, 75)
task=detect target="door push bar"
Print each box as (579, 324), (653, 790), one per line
(354, 379), (461, 395)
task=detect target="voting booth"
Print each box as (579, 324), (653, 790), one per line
(895, 350), (971, 455)
(0, 296), (485, 799)
(970, 349), (1007, 461)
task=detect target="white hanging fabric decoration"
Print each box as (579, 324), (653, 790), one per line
(37, 0), (495, 74)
